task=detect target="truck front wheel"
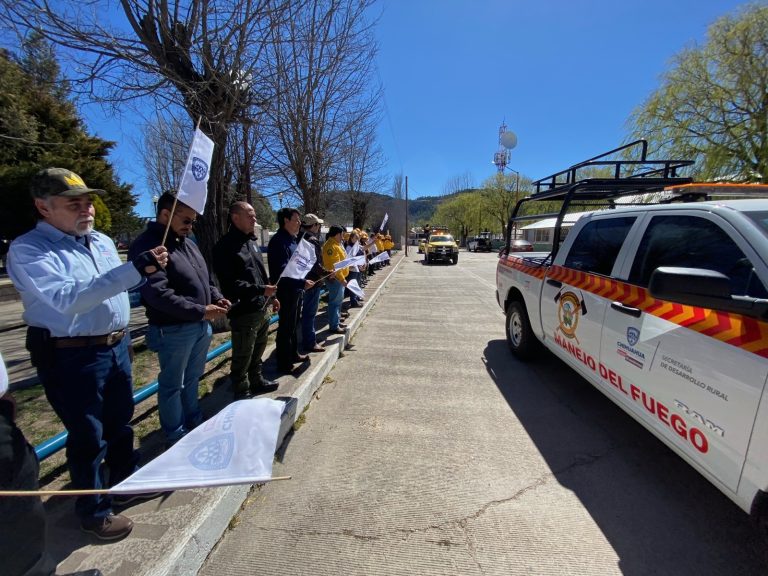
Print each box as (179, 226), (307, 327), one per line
(506, 300), (538, 360)
(451, 254), (458, 265)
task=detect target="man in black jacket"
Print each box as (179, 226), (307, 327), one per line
(129, 193), (229, 445)
(267, 207), (315, 373)
(213, 202), (280, 400)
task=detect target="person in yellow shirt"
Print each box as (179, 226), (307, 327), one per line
(322, 225), (349, 334)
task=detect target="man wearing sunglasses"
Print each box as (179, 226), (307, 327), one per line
(129, 192), (230, 447)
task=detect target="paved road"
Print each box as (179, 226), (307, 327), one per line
(199, 250), (767, 576)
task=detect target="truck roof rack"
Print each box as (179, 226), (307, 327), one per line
(508, 140), (697, 258)
(529, 140), (694, 200)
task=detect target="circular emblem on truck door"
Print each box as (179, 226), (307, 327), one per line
(557, 291), (581, 339)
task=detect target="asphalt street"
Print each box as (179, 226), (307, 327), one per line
(199, 249), (767, 576)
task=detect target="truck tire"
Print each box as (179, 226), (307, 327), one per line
(506, 300), (538, 360)
(451, 254), (458, 265)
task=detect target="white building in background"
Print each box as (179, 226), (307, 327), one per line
(520, 210), (594, 251)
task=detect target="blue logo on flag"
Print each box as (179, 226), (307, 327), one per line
(191, 157), (209, 181)
(627, 327), (640, 346)
(188, 433), (234, 470)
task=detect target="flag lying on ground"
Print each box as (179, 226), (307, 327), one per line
(378, 212), (388, 233)
(177, 128), (215, 215)
(346, 279), (365, 300)
(369, 251), (390, 265)
(110, 398), (283, 493)
(281, 238), (317, 280)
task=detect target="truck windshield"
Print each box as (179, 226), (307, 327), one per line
(430, 235), (453, 242)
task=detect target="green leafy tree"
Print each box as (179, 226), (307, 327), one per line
(629, 4), (768, 182)
(479, 172), (535, 238)
(0, 36), (139, 239)
(432, 192), (484, 246)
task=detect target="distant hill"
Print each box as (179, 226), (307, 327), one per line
(319, 188), (472, 234)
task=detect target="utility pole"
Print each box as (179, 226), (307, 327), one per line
(405, 176), (409, 257)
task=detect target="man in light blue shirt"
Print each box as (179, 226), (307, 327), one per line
(8, 168), (167, 543)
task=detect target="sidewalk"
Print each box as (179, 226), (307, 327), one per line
(40, 253), (406, 576)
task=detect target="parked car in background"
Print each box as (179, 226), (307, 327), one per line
(509, 239), (533, 252)
(467, 232), (493, 252)
(499, 239), (534, 257)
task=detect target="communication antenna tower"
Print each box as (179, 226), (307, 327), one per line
(493, 120), (517, 172)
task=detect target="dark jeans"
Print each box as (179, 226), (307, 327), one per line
(0, 400), (56, 576)
(276, 285), (302, 368)
(301, 286), (322, 350)
(230, 310), (271, 394)
(36, 337), (137, 521)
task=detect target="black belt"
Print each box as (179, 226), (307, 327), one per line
(52, 329), (126, 348)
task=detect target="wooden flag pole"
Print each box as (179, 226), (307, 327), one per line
(0, 476), (293, 497)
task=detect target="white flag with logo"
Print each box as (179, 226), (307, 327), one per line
(110, 399), (283, 493)
(350, 255), (367, 267)
(281, 238), (317, 280)
(346, 279), (365, 300)
(369, 251), (390, 265)
(177, 128), (215, 215)
(345, 242), (361, 257)
(379, 212), (388, 233)
(333, 256), (358, 271)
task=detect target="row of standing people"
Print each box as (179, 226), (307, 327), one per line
(1, 169), (385, 575)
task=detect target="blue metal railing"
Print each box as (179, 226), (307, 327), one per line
(34, 310), (282, 460)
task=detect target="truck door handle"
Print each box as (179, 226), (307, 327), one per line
(546, 279), (562, 288)
(611, 301), (642, 318)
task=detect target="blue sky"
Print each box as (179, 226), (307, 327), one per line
(77, 0), (753, 215)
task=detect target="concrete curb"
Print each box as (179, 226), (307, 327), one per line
(162, 255), (406, 576)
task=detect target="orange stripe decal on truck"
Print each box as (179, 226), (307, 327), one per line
(511, 262), (768, 358)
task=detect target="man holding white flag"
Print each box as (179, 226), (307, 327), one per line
(268, 208), (315, 374)
(176, 128), (214, 214)
(213, 202), (280, 401)
(129, 193), (230, 446)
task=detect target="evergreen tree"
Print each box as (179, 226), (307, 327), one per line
(0, 35), (141, 239)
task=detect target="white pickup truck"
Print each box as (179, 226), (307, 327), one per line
(496, 141), (768, 534)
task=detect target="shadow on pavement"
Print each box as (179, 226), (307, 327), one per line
(482, 338), (767, 576)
